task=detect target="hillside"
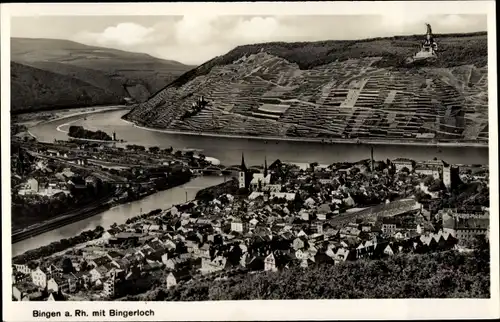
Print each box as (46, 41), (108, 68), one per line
(11, 38), (193, 112)
(124, 32), (488, 143)
(123, 249), (490, 300)
(11, 62), (123, 112)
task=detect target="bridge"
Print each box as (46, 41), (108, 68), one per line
(190, 164), (244, 176)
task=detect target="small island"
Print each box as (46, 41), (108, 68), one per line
(68, 125), (113, 141)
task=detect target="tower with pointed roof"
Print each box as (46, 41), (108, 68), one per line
(264, 156), (268, 178)
(239, 153), (249, 189)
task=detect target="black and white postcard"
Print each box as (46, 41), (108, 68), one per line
(1, 1), (498, 321)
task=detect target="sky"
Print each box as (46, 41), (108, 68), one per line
(11, 15), (487, 65)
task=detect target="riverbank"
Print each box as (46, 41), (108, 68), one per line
(12, 176), (226, 257)
(26, 106), (128, 140)
(121, 118), (489, 148)
(12, 171), (193, 244)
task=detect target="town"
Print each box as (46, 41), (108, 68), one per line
(11, 143), (490, 301)
(10, 134), (212, 242)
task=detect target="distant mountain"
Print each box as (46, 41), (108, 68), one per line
(124, 32), (488, 143)
(11, 62), (122, 112)
(11, 38), (193, 112)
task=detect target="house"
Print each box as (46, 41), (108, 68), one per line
(249, 218), (259, 227)
(89, 256), (112, 268)
(392, 158), (414, 172)
(163, 239), (177, 251)
(112, 258), (131, 271)
(47, 276), (67, 293)
(415, 165), (441, 179)
(300, 258), (315, 268)
(331, 248), (353, 264)
(270, 192), (296, 201)
(89, 266), (107, 283)
(293, 237), (308, 250)
(106, 251), (123, 262)
(299, 209), (310, 221)
(381, 217), (399, 235)
(165, 257), (191, 271)
(12, 282), (39, 301)
(27, 178), (39, 193)
(231, 218), (245, 233)
(185, 240), (199, 253)
(66, 273), (82, 293)
(356, 240), (377, 259)
(103, 278), (116, 298)
(250, 173), (272, 191)
(443, 216), (489, 244)
(264, 253), (278, 272)
(31, 267), (47, 289)
(47, 292), (66, 301)
(194, 243), (211, 259)
(166, 270), (192, 289)
(383, 244), (396, 256)
(161, 252), (171, 265)
(13, 263), (35, 275)
(317, 203), (331, 218)
(201, 256), (230, 274)
(339, 226), (361, 238)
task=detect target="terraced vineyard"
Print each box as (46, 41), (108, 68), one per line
(125, 33), (488, 143)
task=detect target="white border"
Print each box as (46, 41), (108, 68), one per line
(1, 2), (498, 321)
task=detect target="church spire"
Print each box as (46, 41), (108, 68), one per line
(241, 153), (247, 172)
(264, 156), (268, 177)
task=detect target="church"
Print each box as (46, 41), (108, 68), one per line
(238, 154), (276, 192)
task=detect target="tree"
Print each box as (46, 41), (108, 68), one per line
(424, 175), (435, 186)
(62, 257), (74, 274)
(415, 189), (431, 202)
(309, 162), (319, 171)
(174, 151), (183, 158)
(429, 180), (445, 192)
(149, 146), (160, 154)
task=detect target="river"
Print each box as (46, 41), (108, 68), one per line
(12, 176), (225, 256)
(16, 108), (489, 255)
(30, 109), (489, 167)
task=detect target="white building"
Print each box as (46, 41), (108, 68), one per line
(392, 158), (414, 172)
(27, 178), (39, 193)
(103, 278), (115, 298)
(231, 218), (244, 233)
(250, 173), (272, 191)
(31, 267), (47, 289)
(264, 253), (278, 272)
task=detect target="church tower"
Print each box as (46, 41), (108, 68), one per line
(239, 153), (248, 189)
